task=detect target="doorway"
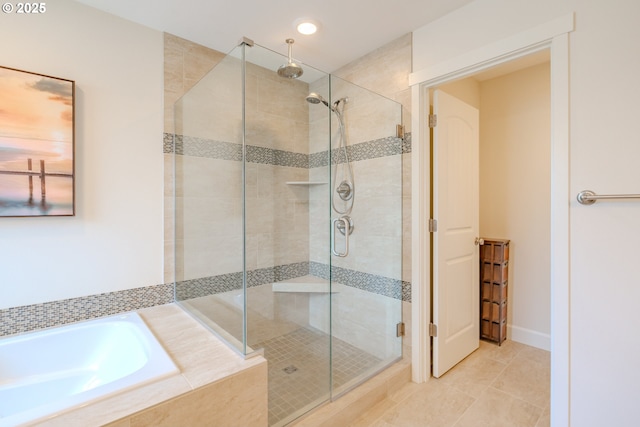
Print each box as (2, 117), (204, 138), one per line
(431, 54), (552, 377)
(410, 24), (571, 425)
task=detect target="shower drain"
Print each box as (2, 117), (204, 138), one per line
(283, 365), (298, 374)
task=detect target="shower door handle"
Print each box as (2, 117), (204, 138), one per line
(332, 216), (350, 257)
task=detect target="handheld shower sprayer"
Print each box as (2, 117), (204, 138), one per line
(306, 92), (354, 216)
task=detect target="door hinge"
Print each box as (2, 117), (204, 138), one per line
(396, 322), (405, 337)
(429, 114), (437, 128)
(429, 218), (438, 232)
(396, 124), (405, 139)
(429, 323), (438, 337)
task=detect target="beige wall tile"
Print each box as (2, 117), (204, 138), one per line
(328, 284), (402, 359)
(165, 30), (412, 285)
(163, 46), (183, 93)
(181, 234), (243, 279)
(163, 239), (174, 284)
(342, 92), (402, 144)
(164, 33), (231, 282)
(395, 88), (412, 133)
(333, 34), (411, 102)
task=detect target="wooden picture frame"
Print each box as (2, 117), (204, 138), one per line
(0, 66), (75, 217)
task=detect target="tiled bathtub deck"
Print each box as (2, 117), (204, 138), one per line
(35, 304), (268, 427)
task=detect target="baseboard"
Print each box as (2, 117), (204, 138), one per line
(508, 324), (551, 351)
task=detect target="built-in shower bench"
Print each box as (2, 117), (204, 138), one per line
(272, 275), (336, 293)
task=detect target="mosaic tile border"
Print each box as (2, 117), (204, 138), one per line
(163, 132), (412, 167)
(0, 283), (174, 338)
(246, 145), (309, 168)
(175, 261), (411, 303)
(166, 133), (243, 161)
(175, 271), (243, 300)
(309, 136), (405, 168)
(2, 265), (411, 337)
(175, 262), (310, 300)
(309, 262), (408, 302)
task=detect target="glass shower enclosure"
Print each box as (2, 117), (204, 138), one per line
(173, 39), (404, 426)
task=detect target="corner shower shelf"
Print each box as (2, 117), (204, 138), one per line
(285, 181), (328, 185)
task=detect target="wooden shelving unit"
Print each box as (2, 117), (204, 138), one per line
(479, 239), (510, 345)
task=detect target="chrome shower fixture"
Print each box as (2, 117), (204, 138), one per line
(306, 91), (355, 216)
(305, 92), (329, 107)
(277, 39), (304, 79)
(305, 92), (348, 112)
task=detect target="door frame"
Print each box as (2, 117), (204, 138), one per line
(409, 13), (574, 426)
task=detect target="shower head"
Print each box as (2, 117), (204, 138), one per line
(306, 92), (330, 107)
(278, 63), (304, 79)
(277, 39), (304, 79)
(306, 93), (349, 113)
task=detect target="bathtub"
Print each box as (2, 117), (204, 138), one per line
(0, 312), (179, 426)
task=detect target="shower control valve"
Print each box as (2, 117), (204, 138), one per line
(336, 215), (354, 236)
(336, 181), (353, 201)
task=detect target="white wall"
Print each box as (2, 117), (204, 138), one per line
(413, 0), (640, 425)
(479, 63), (551, 350)
(0, 0), (164, 309)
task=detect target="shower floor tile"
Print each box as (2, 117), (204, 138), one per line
(254, 327), (382, 427)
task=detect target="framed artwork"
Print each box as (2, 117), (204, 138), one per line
(0, 66), (75, 217)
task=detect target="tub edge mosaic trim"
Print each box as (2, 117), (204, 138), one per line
(0, 283), (174, 337)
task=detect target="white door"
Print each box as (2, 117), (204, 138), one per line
(432, 89), (480, 378)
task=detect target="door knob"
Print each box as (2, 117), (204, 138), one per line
(475, 237), (485, 246)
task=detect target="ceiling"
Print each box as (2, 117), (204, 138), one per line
(76, 0), (477, 73)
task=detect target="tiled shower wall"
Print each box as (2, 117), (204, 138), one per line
(331, 34), (413, 356)
(308, 76), (404, 282)
(332, 34), (413, 287)
(165, 34), (413, 359)
(165, 34), (412, 301)
(167, 37), (314, 290)
(164, 33), (227, 284)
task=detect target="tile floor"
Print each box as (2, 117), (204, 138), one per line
(351, 340), (550, 427)
(256, 327), (382, 427)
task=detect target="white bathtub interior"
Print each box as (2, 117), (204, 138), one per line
(0, 312), (178, 426)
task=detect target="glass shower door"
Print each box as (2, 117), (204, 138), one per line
(243, 43), (333, 427)
(173, 44), (246, 354)
(327, 75), (404, 398)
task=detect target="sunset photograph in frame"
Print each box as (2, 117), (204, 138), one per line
(0, 66), (75, 217)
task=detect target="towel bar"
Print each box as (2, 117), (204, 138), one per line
(577, 190), (640, 205)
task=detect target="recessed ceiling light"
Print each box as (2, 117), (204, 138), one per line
(294, 19), (320, 35)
